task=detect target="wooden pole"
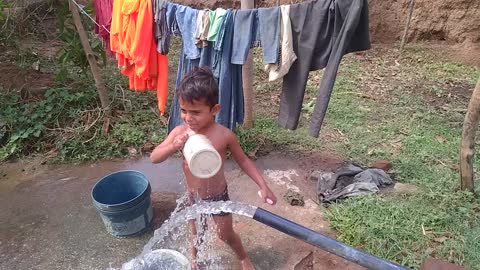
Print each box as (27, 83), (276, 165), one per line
(398, 0), (415, 57)
(241, 0), (254, 128)
(460, 78), (480, 192)
(68, 0), (110, 112)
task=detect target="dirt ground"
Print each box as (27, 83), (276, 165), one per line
(0, 152), (376, 270)
(0, 62), (54, 97)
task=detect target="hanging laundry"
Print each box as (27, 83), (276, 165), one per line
(215, 10), (244, 130)
(231, 7), (281, 65)
(194, 9), (211, 48)
(167, 9), (243, 133)
(206, 8), (227, 43)
(93, 0), (114, 56)
(110, 0), (169, 114)
(264, 5), (297, 81)
(153, 0), (169, 54)
(153, 1), (178, 55)
(277, 0), (370, 137)
(175, 4), (200, 59)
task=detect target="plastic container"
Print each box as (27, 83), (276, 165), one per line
(144, 249), (190, 269)
(183, 134), (222, 179)
(122, 249), (190, 270)
(91, 170), (153, 237)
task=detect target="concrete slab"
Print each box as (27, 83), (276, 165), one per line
(0, 152), (366, 270)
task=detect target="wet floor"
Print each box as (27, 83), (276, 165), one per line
(0, 157), (187, 270)
(0, 152), (364, 270)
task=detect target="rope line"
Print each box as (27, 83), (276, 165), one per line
(70, 0), (110, 34)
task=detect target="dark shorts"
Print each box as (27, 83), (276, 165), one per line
(188, 188), (230, 216)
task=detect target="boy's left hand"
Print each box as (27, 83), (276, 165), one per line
(258, 188), (277, 205)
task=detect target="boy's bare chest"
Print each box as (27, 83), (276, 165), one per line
(202, 133), (228, 155)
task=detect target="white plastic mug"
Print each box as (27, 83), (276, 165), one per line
(183, 134), (222, 179)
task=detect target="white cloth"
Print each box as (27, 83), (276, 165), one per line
(264, 5), (297, 81)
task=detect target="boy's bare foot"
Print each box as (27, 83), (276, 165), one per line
(191, 259), (198, 270)
(240, 258), (255, 270)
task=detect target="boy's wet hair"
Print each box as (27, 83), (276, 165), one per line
(177, 67), (219, 108)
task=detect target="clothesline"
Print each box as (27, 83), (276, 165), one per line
(70, 0), (111, 34)
(72, 0), (277, 36)
(88, 0), (370, 137)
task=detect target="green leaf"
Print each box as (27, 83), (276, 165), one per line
(33, 129), (42, 137)
(9, 134), (20, 142)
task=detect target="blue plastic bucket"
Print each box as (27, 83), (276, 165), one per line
(91, 170), (153, 237)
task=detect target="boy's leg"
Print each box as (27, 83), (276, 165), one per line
(189, 216), (208, 269)
(213, 214), (255, 270)
(188, 219), (198, 268)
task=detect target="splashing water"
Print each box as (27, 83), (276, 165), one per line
(143, 200), (257, 253)
(119, 199), (257, 270)
(122, 249), (190, 270)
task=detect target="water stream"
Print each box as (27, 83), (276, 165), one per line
(118, 198), (258, 270)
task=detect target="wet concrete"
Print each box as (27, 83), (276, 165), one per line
(0, 157), (185, 270)
(0, 152), (365, 270)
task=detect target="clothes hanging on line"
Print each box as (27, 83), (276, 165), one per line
(109, 0), (169, 114)
(93, 0), (114, 56)
(194, 9), (211, 48)
(154, 0), (178, 55)
(207, 8), (227, 43)
(102, 0), (370, 136)
(264, 5), (297, 82)
(231, 6), (281, 65)
(161, 6), (244, 133)
(277, 0), (370, 137)
(174, 4), (201, 60)
(153, 0), (169, 54)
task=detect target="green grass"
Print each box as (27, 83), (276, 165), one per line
(325, 191), (479, 268)
(236, 117), (321, 156)
(318, 48), (480, 269)
(245, 46), (480, 268)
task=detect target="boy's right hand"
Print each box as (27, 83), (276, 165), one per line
(172, 133), (189, 150)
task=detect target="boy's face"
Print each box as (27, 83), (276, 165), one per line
(179, 97), (220, 132)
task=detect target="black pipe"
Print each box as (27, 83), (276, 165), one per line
(253, 207), (408, 270)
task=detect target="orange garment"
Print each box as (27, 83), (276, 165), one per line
(110, 0), (169, 114)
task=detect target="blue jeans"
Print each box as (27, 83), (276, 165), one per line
(216, 10), (244, 130)
(175, 4), (200, 60)
(168, 10), (243, 133)
(230, 7), (280, 65)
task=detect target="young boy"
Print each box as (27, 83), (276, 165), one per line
(150, 67), (277, 270)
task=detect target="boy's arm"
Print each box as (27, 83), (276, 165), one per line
(227, 131), (277, 204)
(150, 126), (188, 163)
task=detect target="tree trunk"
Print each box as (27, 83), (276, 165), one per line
(241, 0), (254, 128)
(398, 0), (415, 57)
(68, 0), (110, 112)
(460, 78), (480, 191)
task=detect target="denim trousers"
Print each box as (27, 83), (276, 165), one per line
(168, 10), (244, 133)
(230, 7), (280, 65)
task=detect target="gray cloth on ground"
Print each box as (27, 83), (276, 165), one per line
(316, 163), (393, 202)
